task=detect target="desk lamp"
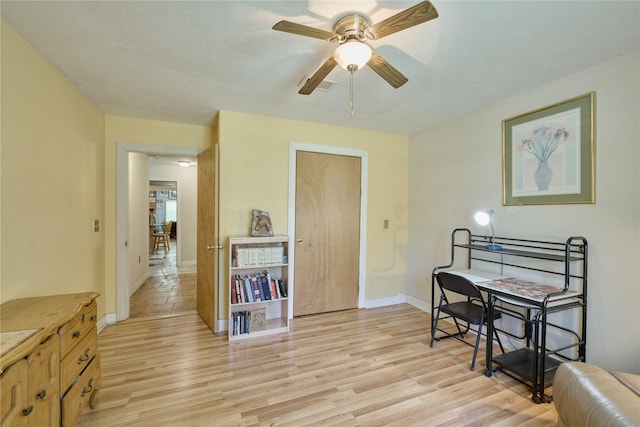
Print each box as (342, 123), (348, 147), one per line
(474, 209), (502, 251)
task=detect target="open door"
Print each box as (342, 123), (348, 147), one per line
(196, 143), (219, 332)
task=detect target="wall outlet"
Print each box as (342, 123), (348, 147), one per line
(383, 219), (389, 229)
(93, 219), (100, 232)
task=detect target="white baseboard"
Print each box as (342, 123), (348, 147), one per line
(181, 259), (196, 266)
(364, 293), (408, 308)
(407, 295), (432, 314)
(98, 313), (117, 333)
(129, 271), (150, 297)
(217, 319), (227, 332)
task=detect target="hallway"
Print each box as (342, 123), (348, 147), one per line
(129, 239), (197, 318)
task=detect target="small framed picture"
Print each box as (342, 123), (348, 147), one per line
(169, 190), (177, 200)
(250, 308), (267, 332)
(251, 209), (274, 237)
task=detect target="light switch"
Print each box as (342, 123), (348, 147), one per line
(93, 219), (100, 232)
(383, 219), (389, 229)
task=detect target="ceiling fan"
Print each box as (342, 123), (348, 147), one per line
(272, 1), (439, 96)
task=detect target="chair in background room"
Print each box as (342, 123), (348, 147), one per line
(430, 271), (504, 370)
(153, 220), (172, 254)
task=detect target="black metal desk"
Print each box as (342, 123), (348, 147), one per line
(431, 229), (587, 403)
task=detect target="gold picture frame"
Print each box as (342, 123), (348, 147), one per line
(502, 92), (595, 205)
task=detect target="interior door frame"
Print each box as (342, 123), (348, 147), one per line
(287, 142), (368, 319)
(116, 142), (200, 321)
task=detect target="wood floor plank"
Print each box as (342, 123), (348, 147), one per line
(77, 304), (558, 426)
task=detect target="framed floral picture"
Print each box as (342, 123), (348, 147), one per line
(502, 92), (595, 205)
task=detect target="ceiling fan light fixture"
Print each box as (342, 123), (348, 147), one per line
(334, 41), (372, 71)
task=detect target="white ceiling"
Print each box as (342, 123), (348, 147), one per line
(2, 1), (639, 136)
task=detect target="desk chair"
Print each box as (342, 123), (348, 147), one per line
(153, 221), (172, 254)
(430, 271), (504, 371)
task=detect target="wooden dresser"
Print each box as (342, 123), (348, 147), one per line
(0, 292), (100, 427)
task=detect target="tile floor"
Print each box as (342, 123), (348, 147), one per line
(129, 239), (197, 318)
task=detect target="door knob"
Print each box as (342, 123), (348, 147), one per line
(207, 244), (223, 250)
(296, 239), (303, 245)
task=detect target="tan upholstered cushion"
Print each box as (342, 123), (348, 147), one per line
(611, 371), (640, 398)
(554, 362), (640, 427)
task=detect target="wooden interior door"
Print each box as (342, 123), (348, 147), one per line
(294, 151), (361, 316)
(196, 144), (219, 332)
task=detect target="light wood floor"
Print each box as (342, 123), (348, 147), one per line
(78, 304), (558, 426)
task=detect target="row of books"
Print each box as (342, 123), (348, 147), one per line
(231, 272), (287, 304)
(230, 308), (266, 336)
(232, 246), (286, 267)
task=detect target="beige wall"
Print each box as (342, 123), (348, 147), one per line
(218, 111), (409, 319)
(1, 21), (105, 311)
(407, 52), (640, 373)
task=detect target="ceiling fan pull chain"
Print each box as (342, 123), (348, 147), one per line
(349, 70), (355, 117)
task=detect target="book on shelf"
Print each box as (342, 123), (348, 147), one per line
(264, 271), (280, 299)
(245, 276), (256, 302)
(256, 247), (265, 265)
(230, 310), (249, 336)
(270, 277), (279, 299)
(231, 278), (238, 304)
(248, 248), (257, 266)
(230, 308), (269, 336)
(233, 245), (287, 268)
(235, 275), (245, 303)
(277, 278), (287, 298)
(259, 274), (271, 300)
(231, 273), (287, 305)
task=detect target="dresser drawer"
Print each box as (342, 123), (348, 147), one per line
(60, 332), (97, 392)
(0, 358), (28, 427)
(58, 301), (97, 358)
(61, 354), (100, 427)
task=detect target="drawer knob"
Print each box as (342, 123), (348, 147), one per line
(77, 348), (90, 365)
(73, 331), (81, 338)
(81, 378), (94, 398)
(81, 313), (86, 322)
(90, 315), (97, 322)
(37, 389), (47, 399)
(23, 405), (33, 416)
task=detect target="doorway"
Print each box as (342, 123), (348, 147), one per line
(129, 178), (198, 319)
(148, 180), (178, 273)
(116, 143), (202, 321)
(287, 143), (368, 319)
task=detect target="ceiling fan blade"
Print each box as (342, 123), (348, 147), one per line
(367, 52), (408, 89)
(367, 1), (438, 40)
(299, 58), (338, 95)
(273, 20), (339, 41)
